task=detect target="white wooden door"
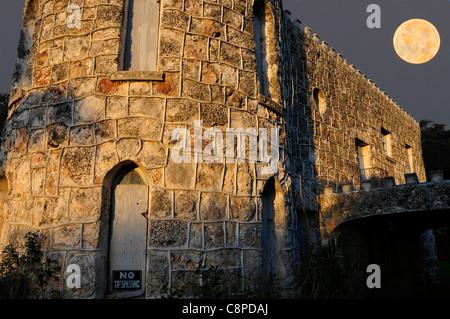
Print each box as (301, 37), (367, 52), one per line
(108, 183), (149, 296)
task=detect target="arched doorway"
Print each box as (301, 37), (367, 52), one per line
(106, 163), (149, 298)
(261, 176), (285, 291)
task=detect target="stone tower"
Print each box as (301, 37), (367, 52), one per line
(0, 0), (430, 299)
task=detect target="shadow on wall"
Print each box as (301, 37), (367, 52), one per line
(279, 11), (322, 248)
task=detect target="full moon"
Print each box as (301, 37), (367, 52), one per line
(393, 19), (440, 64)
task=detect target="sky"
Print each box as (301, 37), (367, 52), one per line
(282, 0), (450, 128)
(0, 0), (448, 127)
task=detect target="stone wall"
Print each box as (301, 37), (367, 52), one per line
(280, 13), (426, 209)
(0, 0), (301, 298)
(0, 0), (430, 299)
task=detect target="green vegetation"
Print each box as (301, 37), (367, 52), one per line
(0, 232), (59, 299)
(294, 238), (347, 299)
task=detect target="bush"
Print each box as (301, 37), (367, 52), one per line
(0, 232), (59, 299)
(294, 237), (347, 299)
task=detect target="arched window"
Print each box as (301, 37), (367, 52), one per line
(253, 0), (280, 102)
(11, 0), (40, 92)
(122, 0), (161, 71)
(253, 0), (270, 98)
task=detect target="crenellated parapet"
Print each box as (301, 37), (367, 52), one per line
(320, 170), (450, 235)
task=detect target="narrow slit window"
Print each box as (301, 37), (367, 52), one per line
(356, 139), (371, 181)
(312, 87), (327, 115)
(123, 0), (161, 71)
(406, 144), (414, 173)
(253, 1), (270, 97)
(381, 128), (392, 157)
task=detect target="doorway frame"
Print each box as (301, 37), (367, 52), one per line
(100, 161), (150, 299)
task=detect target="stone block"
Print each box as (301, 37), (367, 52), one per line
(166, 98), (199, 124)
(106, 96), (128, 118)
(70, 125), (95, 146)
(174, 190), (198, 220)
(189, 222), (203, 249)
(33, 192), (69, 227)
(182, 79), (211, 101)
(63, 252), (97, 299)
(70, 59), (94, 78)
(97, 78), (126, 95)
(382, 177), (396, 188)
(53, 224), (82, 248)
(239, 223), (262, 248)
(47, 102), (73, 126)
(200, 192), (228, 221)
(117, 118), (162, 140)
(220, 42), (241, 68)
(145, 251), (169, 297)
(430, 170), (444, 183)
(205, 249), (241, 268)
(73, 95), (105, 123)
(205, 222), (225, 249)
(69, 187), (102, 222)
(129, 97), (164, 119)
(196, 163), (224, 190)
(159, 29), (184, 57)
(137, 141), (167, 169)
(201, 104), (228, 127)
(148, 220), (188, 248)
(94, 119), (116, 144)
(94, 142), (118, 184)
(230, 197), (256, 222)
(165, 160), (195, 188)
(361, 180), (373, 191)
(28, 128), (46, 152)
(60, 147), (95, 185)
(150, 187), (172, 218)
(225, 222), (238, 247)
(154, 72), (179, 96)
(115, 137), (142, 160)
(83, 221), (101, 249)
(171, 250), (204, 270)
(63, 36), (90, 61)
(405, 173), (419, 184)
(46, 123), (69, 149)
(161, 9), (189, 31)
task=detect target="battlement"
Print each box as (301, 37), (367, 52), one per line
(323, 170), (448, 196)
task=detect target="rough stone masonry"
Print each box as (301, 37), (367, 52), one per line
(0, 0), (429, 298)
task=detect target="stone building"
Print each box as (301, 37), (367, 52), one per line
(0, 0), (430, 298)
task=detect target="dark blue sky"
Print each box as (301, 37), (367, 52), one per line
(283, 0), (450, 127)
(0, 0), (448, 127)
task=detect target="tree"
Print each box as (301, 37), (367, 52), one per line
(420, 120), (450, 180)
(420, 120), (450, 262)
(0, 232), (59, 298)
